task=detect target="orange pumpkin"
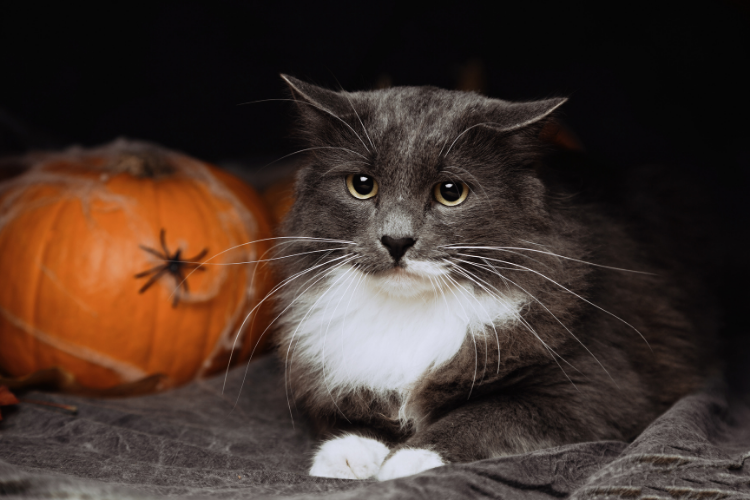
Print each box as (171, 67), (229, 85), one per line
(262, 174), (296, 230)
(0, 139), (276, 390)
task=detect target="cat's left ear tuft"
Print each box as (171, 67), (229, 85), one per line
(280, 74), (350, 117)
(485, 97), (568, 133)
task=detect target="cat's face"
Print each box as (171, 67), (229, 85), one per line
(280, 76), (565, 298)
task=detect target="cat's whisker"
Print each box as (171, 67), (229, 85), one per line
(435, 273), (479, 399)
(518, 239), (562, 264)
(475, 259), (603, 383)
(341, 91), (378, 154)
(441, 270), (492, 385)
(319, 265), (360, 419)
(288, 250), (342, 300)
(446, 260), (558, 368)
(446, 257), (580, 385)
(282, 257), (361, 424)
(444, 246), (562, 273)
(223, 248), (355, 391)
(230, 253), (357, 413)
(227, 251), (345, 371)
(174, 236), (356, 302)
(443, 266), (500, 373)
(459, 246), (556, 272)
(183, 247), (351, 267)
(282, 255), (360, 363)
(429, 274), (453, 324)
(239, 97), (373, 155)
(226, 240), (284, 385)
(457, 253), (652, 351)
(286, 256), (362, 423)
(452, 257), (602, 382)
(424, 274), (446, 308)
(231, 252), (355, 409)
(340, 267), (367, 370)
(275, 146), (370, 167)
(289, 259), (354, 422)
(319, 265), (359, 372)
(445, 245), (654, 275)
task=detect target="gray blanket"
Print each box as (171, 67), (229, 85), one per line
(2, 356), (749, 500)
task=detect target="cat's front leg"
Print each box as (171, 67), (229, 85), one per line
(375, 396), (538, 481)
(309, 433), (390, 479)
(376, 389), (622, 481)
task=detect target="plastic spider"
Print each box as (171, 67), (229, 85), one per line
(134, 229), (208, 307)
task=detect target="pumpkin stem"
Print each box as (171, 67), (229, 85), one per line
(109, 145), (175, 178)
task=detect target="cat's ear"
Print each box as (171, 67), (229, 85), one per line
(483, 98), (567, 133)
(280, 74), (350, 119)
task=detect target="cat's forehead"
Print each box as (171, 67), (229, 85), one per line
(356, 86), (487, 130)
(350, 87), (490, 162)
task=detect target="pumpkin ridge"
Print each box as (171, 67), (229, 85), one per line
(32, 196), (69, 373)
(144, 178), (160, 373)
(177, 178), (222, 304)
(190, 181), (217, 367)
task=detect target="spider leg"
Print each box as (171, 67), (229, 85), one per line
(176, 269), (189, 294)
(182, 262), (206, 271)
(138, 267), (168, 293)
(160, 228), (170, 256)
(134, 264), (167, 278)
(139, 245), (166, 260)
(187, 248), (209, 262)
(170, 269), (189, 308)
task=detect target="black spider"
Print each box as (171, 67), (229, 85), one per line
(134, 229), (209, 307)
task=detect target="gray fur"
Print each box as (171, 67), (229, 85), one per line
(272, 75), (717, 463)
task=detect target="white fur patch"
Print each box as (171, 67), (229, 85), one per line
(309, 434), (390, 479)
(284, 262), (525, 396)
(376, 448), (445, 481)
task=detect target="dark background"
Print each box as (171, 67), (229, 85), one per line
(1, 1), (749, 387)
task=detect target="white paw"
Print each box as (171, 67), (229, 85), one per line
(309, 434), (390, 479)
(376, 448), (445, 481)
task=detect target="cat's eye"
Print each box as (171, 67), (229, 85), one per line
(346, 174), (378, 200)
(434, 181), (469, 206)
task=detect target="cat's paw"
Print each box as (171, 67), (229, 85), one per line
(376, 448), (445, 481)
(309, 434), (390, 479)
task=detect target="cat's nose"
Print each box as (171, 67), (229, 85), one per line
(380, 235), (416, 262)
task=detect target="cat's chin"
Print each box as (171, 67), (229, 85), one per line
(371, 260), (446, 298)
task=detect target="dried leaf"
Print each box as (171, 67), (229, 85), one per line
(0, 385), (19, 406)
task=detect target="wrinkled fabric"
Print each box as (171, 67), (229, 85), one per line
(1, 356), (749, 500)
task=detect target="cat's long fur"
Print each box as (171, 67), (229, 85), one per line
(271, 75), (717, 479)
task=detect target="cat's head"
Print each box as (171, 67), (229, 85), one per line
(279, 75), (567, 298)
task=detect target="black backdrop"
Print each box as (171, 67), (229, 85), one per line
(1, 0), (749, 388)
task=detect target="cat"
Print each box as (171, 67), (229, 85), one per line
(270, 75), (717, 481)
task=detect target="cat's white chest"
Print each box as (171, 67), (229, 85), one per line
(285, 265), (523, 395)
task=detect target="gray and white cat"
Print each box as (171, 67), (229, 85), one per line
(271, 75), (716, 480)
